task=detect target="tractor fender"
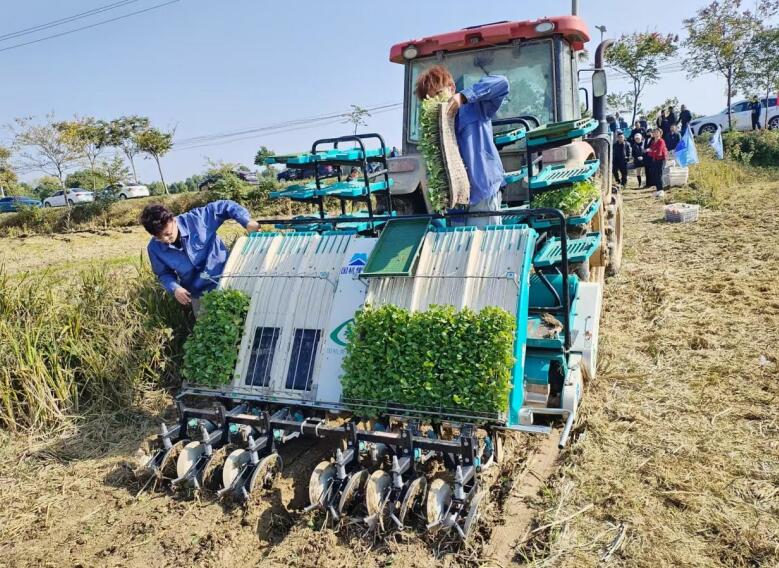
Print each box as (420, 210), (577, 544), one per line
(540, 139), (596, 169)
(388, 155), (426, 196)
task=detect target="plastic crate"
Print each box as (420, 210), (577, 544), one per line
(664, 203), (700, 223)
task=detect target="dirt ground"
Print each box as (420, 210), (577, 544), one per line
(1, 181), (777, 567)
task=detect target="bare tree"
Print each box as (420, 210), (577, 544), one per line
(9, 115), (82, 202)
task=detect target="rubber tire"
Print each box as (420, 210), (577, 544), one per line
(769, 116), (779, 130)
(119, 193), (127, 200)
(43, 202), (51, 208)
(67, 199), (75, 206)
(605, 191), (624, 277)
(699, 123), (718, 135)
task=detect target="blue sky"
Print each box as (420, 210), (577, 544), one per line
(0, 0), (754, 184)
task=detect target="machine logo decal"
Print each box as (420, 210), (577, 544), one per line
(340, 253), (367, 275)
(329, 319), (353, 347)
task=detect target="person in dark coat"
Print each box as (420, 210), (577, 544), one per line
(679, 105), (692, 136)
(606, 115), (617, 134)
(639, 115), (649, 131)
(632, 120), (646, 140)
(630, 132), (647, 188)
(667, 106), (678, 128)
(666, 124), (681, 151)
(612, 131), (632, 188)
(750, 96), (762, 130)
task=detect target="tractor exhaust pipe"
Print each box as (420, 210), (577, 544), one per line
(572, 0), (579, 15)
(592, 39), (614, 136)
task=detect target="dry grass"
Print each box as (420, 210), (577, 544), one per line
(0, 166), (778, 567)
(518, 181), (779, 566)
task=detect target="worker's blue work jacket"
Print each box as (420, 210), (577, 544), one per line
(147, 200), (251, 298)
(456, 75), (510, 205)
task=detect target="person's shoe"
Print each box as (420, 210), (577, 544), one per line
(653, 190), (665, 198)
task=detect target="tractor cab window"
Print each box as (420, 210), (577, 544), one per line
(408, 40), (555, 142)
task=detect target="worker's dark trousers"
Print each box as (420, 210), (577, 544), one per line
(644, 156), (655, 188)
(612, 163), (628, 186)
(651, 160), (665, 192)
(752, 115), (761, 130)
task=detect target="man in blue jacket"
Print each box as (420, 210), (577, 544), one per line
(141, 200), (259, 315)
(415, 65), (509, 226)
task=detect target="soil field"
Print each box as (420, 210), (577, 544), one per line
(0, 180), (777, 567)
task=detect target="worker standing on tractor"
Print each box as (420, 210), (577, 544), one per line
(414, 65), (509, 226)
(141, 201), (260, 316)
(646, 128), (669, 198)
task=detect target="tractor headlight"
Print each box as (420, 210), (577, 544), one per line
(403, 44), (419, 60)
(535, 21), (556, 33)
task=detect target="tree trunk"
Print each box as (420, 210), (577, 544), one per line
(125, 150), (138, 182)
(154, 155), (168, 194)
(726, 68), (733, 130)
(631, 79), (640, 126)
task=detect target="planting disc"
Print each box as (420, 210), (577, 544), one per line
(222, 449), (250, 491)
(309, 461), (337, 507)
(461, 489), (485, 539)
(425, 478), (452, 532)
(201, 446), (229, 492)
(176, 441), (205, 480)
(398, 476), (427, 525)
(248, 453), (283, 494)
(159, 440), (188, 480)
(365, 470), (391, 518)
(338, 469), (368, 514)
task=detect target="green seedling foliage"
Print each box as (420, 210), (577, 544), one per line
(418, 93), (450, 212)
(341, 304), (516, 417)
(182, 289), (250, 387)
(532, 180), (600, 215)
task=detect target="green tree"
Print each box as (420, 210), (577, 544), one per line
(606, 92), (643, 121)
(647, 97), (680, 125)
(58, 118), (109, 190)
(65, 169), (109, 190)
(99, 154), (130, 186)
(135, 128), (174, 194)
(683, 0), (778, 129)
(9, 115), (82, 200)
(343, 105), (371, 135)
(0, 146), (19, 196)
(739, 26), (779, 128)
(605, 32), (678, 125)
(104, 116), (150, 182)
(34, 176), (62, 200)
(254, 145), (277, 177)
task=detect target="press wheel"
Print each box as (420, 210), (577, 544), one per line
(462, 489), (485, 539)
(309, 461), (337, 507)
(398, 476), (427, 526)
(248, 453), (283, 494)
(176, 441), (205, 480)
(159, 440), (188, 479)
(222, 449), (251, 491)
(426, 478), (452, 533)
(201, 446), (229, 492)
(365, 470), (392, 518)
(338, 469), (368, 514)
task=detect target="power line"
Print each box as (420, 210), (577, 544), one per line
(0, 0), (181, 54)
(0, 0), (140, 42)
(172, 106), (403, 152)
(173, 103), (402, 149)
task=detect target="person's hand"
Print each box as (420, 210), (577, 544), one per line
(246, 220), (260, 233)
(174, 287), (192, 305)
(447, 93), (466, 117)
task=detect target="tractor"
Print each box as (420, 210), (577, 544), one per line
(136, 13), (621, 541)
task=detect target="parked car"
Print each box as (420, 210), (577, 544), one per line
(198, 167), (259, 191)
(42, 188), (94, 208)
(276, 165), (335, 182)
(0, 196), (42, 213)
(689, 96), (779, 135)
(102, 181), (150, 200)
